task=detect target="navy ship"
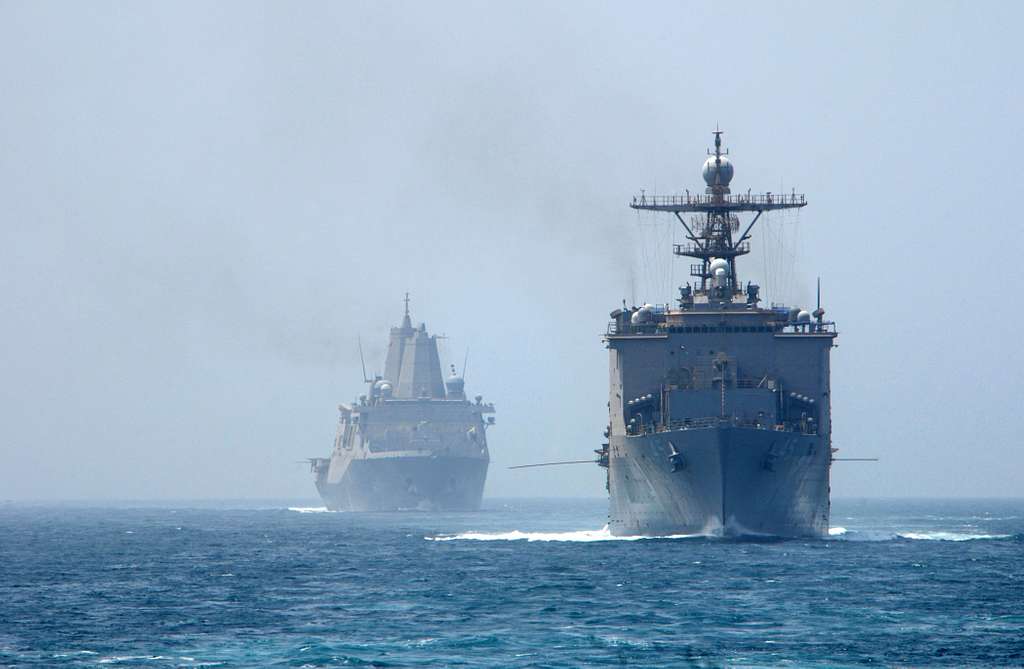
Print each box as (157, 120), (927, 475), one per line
(600, 131), (838, 538)
(310, 296), (494, 511)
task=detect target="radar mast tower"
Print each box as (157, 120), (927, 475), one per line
(630, 130), (807, 307)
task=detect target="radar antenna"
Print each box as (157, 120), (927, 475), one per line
(630, 129), (807, 306)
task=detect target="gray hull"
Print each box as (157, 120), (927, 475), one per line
(608, 424), (830, 538)
(316, 455), (488, 512)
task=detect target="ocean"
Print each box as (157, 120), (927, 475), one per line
(0, 498), (1021, 667)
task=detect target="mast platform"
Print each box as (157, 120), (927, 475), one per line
(674, 242), (750, 258)
(630, 192), (806, 213)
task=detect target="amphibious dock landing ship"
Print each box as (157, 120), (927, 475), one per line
(311, 297), (494, 511)
(600, 131), (838, 538)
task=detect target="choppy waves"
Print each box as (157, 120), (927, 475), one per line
(2, 499), (1023, 667)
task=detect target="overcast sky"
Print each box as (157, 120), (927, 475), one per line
(2, 1), (1022, 501)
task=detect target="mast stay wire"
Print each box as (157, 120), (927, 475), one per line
(757, 206), (802, 306)
(635, 209), (675, 306)
(634, 207), (673, 306)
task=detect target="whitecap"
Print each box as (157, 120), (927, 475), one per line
(287, 506), (334, 513)
(427, 525), (704, 542)
(828, 526), (848, 536)
(99, 656), (169, 664)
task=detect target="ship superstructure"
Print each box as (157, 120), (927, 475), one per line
(311, 297), (494, 511)
(601, 131), (837, 537)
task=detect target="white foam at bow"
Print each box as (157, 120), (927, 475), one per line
(287, 506), (334, 513)
(828, 526), (847, 536)
(427, 525), (703, 542)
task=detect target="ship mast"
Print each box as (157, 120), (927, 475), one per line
(630, 129), (807, 307)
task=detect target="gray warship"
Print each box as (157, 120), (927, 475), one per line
(310, 297), (494, 511)
(600, 130), (838, 538)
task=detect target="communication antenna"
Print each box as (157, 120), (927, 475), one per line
(813, 277), (826, 326)
(357, 336), (371, 383)
(462, 349), (470, 380)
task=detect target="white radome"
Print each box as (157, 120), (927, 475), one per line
(630, 304), (655, 324)
(702, 155), (734, 187)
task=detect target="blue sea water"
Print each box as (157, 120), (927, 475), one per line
(0, 498), (1021, 668)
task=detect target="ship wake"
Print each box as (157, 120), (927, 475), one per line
(829, 527), (1014, 542)
(431, 525), (1017, 543)
(427, 525), (705, 542)
(896, 530), (1013, 541)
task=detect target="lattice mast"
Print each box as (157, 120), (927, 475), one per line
(630, 130), (807, 306)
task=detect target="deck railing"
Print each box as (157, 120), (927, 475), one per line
(607, 320), (837, 336)
(631, 192), (806, 208)
(627, 415), (817, 436)
(674, 241), (750, 257)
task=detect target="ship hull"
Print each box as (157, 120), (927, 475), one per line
(608, 424), (830, 538)
(315, 455), (488, 512)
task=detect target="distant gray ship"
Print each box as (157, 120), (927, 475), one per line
(600, 130), (838, 538)
(311, 297), (494, 511)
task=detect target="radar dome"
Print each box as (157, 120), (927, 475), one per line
(708, 258), (730, 275)
(702, 155), (734, 188)
(797, 310), (811, 323)
(630, 304), (654, 324)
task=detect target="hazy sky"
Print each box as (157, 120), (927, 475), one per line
(2, 1), (1022, 500)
